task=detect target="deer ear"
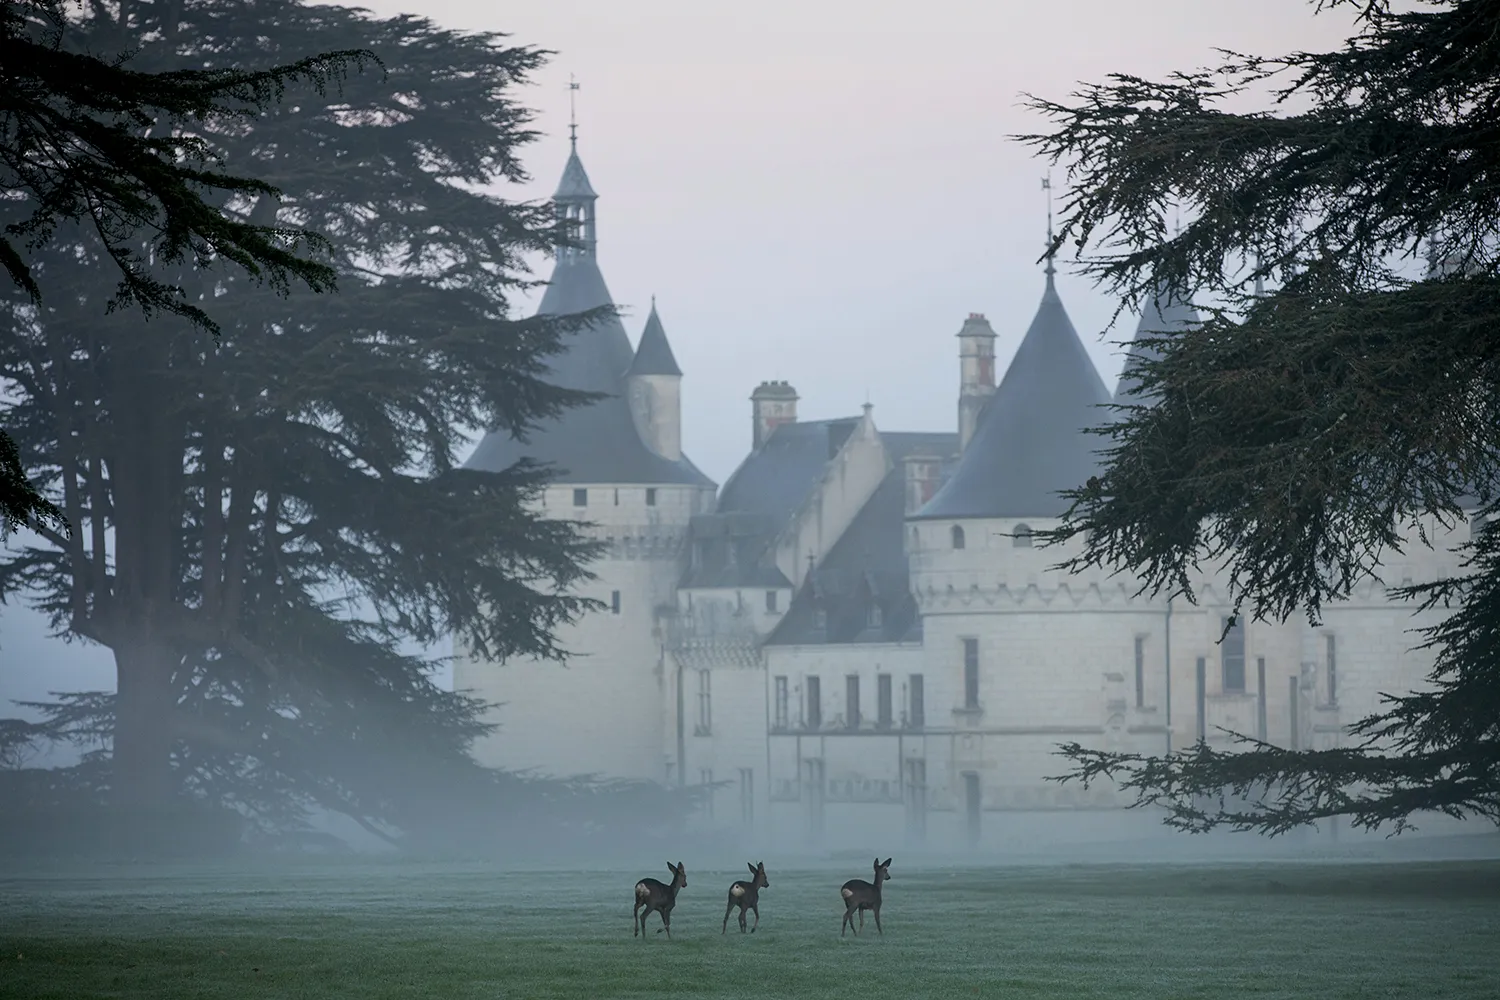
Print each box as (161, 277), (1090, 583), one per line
(882, 858), (892, 868)
(749, 862), (757, 873)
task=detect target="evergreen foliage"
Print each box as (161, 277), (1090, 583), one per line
(0, 0), (375, 532)
(0, 0), (644, 846)
(1018, 0), (1500, 834)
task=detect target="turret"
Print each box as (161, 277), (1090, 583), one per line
(626, 298), (683, 462)
(956, 312), (998, 452)
(750, 380), (799, 450)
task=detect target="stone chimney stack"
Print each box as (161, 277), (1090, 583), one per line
(902, 454), (943, 515)
(957, 312), (998, 452)
(751, 380), (799, 450)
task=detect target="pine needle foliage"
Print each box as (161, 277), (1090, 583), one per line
(1015, 0), (1500, 835)
(0, 0), (623, 843)
(1, 0), (377, 531)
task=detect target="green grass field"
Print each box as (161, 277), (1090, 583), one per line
(2, 859), (1498, 999)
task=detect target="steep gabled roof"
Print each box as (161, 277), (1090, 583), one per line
(626, 300), (682, 377)
(463, 145), (712, 488)
(767, 431), (956, 646)
(680, 418), (863, 589)
(913, 269), (1111, 520)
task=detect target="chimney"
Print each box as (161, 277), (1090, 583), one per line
(902, 454), (943, 515)
(750, 380), (799, 450)
(957, 312), (997, 452)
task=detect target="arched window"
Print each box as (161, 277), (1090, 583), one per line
(910, 526), (920, 550)
(1013, 523), (1033, 548)
(951, 525), (966, 549)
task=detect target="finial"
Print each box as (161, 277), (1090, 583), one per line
(1253, 253), (1266, 298)
(1041, 174), (1056, 279)
(651, 293), (656, 310)
(568, 74), (580, 149)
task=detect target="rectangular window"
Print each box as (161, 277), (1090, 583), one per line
(696, 669), (711, 735)
(963, 638), (980, 709)
(1221, 617), (1246, 692)
(909, 674), (925, 728)
(773, 676), (789, 729)
(645, 487), (657, 506)
(1134, 635), (1146, 708)
(877, 673), (893, 728)
(572, 487), (588, 507)
(613, 488), (619, 506)
(766, 590), (778, 613)
(805, 675), (821, 730)
(610, 590), (621, 614)
(1326, 634), (1338, 705)
(738, 768), (754, 825)
(700, 769), (714, 821)
(845, 674), (860, 729)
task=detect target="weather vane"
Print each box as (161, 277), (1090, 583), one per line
(568, 74), (580, 147)
(1042, 173), (1056, 274)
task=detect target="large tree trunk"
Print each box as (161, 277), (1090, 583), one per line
(111, 639), (180, 808)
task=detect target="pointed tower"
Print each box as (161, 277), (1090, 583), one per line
(626, 298), (684, 462)
(914, 251), (1112, 520)
(1114, 285), (1200, 406)
(464, 127), (712, 488)
(957, 312), (998, 452)
(457, 110), (716, 789)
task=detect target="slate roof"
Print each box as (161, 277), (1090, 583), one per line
(626, 301), (682, 377)
(766, 431), (957, 646)
(464, 146), (713, 488)
(1114, 287), (1201, 404)
(554, 142), (597, 199)
(913, 267), (1112, 520)
(680, 418), (863, 589)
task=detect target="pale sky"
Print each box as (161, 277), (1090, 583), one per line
(0, 0), (1358, 725)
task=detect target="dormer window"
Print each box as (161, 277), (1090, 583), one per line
(951, 525), (966, 549)
(1013, 523), (1033, 548)
(814, 608), (828, 630)
(868, 604), (883, 629)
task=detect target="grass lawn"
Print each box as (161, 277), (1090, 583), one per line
(2, 859), (1498, 999)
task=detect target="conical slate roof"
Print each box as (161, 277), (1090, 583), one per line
(554, 142), (597, 200)
(913, 267), (1112, 520)
(626, 300), (682, 377)
(464, 146), (712, 487)
(1114, 287), (1200, 404)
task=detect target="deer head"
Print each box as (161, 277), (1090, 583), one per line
(668, 861), (687, 888)
(748, 861), (769, 888)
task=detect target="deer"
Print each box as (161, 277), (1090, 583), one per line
(633, 861), (687, 938)
(722, 861), (770, 934)
(839, 857), (891, 937)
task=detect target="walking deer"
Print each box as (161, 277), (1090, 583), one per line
(633, 861), (688, 938)
(722, 861), (770, 934)
(839, 857), (891, 936)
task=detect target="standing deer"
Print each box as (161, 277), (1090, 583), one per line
(633, 861), (688, 938)
(839, 857), (891, 937)
(722, 861), (770, 934)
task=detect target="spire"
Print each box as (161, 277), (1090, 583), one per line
(553, 76), (597, 259)
(626, 297), (682, 376)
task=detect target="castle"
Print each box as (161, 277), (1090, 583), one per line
(455, 136), (1470, 852)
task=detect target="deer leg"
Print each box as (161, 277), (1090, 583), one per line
(723, 897), (734, 934)
(633, 901), (643, 937)
(750, 903), (760, 933)
(858, 907), (865, 930)
(660, 909), (672, 938)
(739, 905), (748, 933)
(873, 904), (883, 936)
